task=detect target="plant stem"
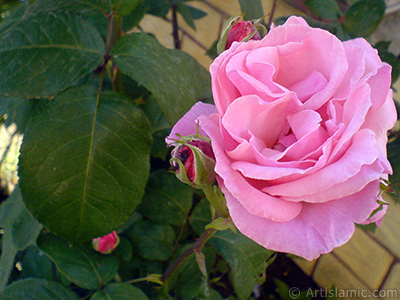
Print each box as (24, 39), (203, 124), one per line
(170, 0), (181, 49)
(105, 12), (124, 93)
(106, 13), (122, 55)
(268, 0), (278, 27)
(161, 228), (216, 282)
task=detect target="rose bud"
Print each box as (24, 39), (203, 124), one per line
(217, 15), (263, 54)
(92, 231), (119, 254)
(170, 138), (216, 189)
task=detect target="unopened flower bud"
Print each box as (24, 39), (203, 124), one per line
(217, 15), (264, 54)
(170, 137), (216, 189)
(92, 231), (119, 254)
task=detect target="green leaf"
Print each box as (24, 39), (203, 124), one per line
(114, 237), (133, 261)
(138, 170), (193, 226)
(190, 200), (274, 300)
(172, 246), (217, 300)
(18, 86), (152, 243)
(176, 3), (207, 30)
(143, 0), (170, 17)
(141, 96), (170, 133)
(0, 96), (47, 132)
(0, 11), (104, 99)
(112, 0), (141, 16)
(91, 283), (149, 300)
(26, 0), (110, 14)
(305, 0), (342, 20)
(177, 3), (196, 30)
(37, 234), (119, 290)
(198, 289), (225, 300)
(20, 246), (54, 280)
(0, 278), (79, 300)
(0, 186), (42, 290)
(189, 197), (212, 236)
(0, 186), (42, 250)
(374, 41), (391, 52)
(26, 0), (142, 16)
(16, 0), (110, 38)
(238, 0), (264, 20)
(210, 230), (274, 300)
(150, 128), (171, 160)
(206, 39), (218, 60)
(110, 33), (211, 124)
(141, 98), (171, 159)
(187, 4), (208, 20)
(123, 3), (148, 31)
(126, 220), (176, 261)
(117, 254), (162, 281)
(0, 1), (30, 33)
(0, 234), (17, 291)
(343, 0), (386, 38)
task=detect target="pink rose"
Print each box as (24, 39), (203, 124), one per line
(167, 17), (396, 260)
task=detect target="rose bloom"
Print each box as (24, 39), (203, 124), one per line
(168, 17), (396, 260)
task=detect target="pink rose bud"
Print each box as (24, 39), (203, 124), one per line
(170, 137), (216, 189)
(92, 231), (119, 254)
(217, 16), (263, 54)
(226, 21), (261, 49)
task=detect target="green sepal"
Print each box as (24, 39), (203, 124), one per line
(202, 185), (229, 219)
(216, 15), (242, 54)
(205, 216), (237, 234)
(169, 136), (216, 189)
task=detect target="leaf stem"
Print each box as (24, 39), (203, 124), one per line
(125, 274), (163, 285)
(161, 228), (216, 282)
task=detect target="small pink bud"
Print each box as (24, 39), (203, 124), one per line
(92, 231), (119, 254)
(226, 21), (261, 50)
(217, 16), (264, 54)
(170, 137), (216, 189)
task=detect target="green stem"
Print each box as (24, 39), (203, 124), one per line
(124, 274), (162, 285)
(106, 13), (122, 54)
(125, 277), (149, 284)
(105, 13), (124, 93)
(202, 185), (229, 219)
(161, 228), (216, 283)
